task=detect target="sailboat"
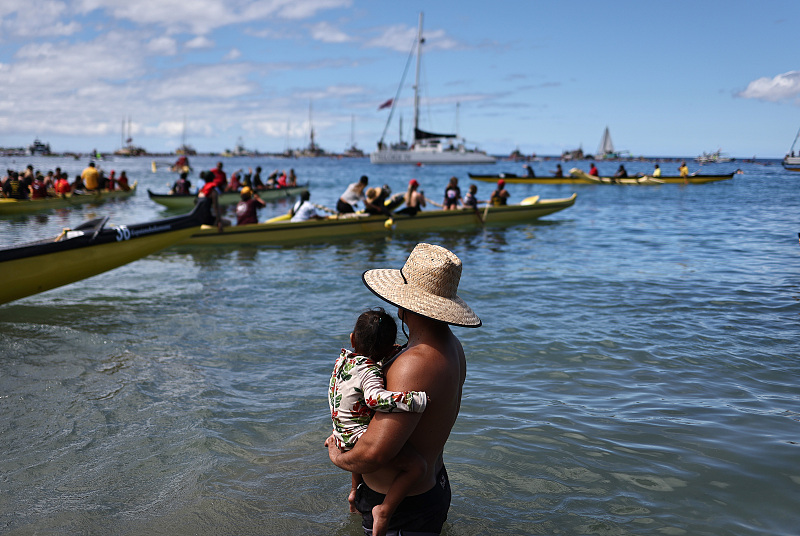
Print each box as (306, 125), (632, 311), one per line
(114, 117), (147, 156)
(344, 115), (365, 157)
(782, 127), (800, 172)
(176, 116), (196, 156)
(370, 13), (495, 165)
(595, 127), (618, 160)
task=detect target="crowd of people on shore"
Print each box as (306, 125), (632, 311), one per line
(1, 162), (130, 200)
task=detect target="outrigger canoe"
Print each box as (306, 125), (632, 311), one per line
(0, 205), (202, 305)
(468, 171), (734, 185)
(181, 193), (577, 246)
(0, 182), (138, 216)
(147, 183), (309, 210)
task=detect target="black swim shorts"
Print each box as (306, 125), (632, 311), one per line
(354, 465), (451, 536)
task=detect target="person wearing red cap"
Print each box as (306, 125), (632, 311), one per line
(490, 179), (510, 206)
(394, 179), (426, 216)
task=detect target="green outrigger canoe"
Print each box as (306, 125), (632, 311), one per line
(0, 182), (138, 216)
(468, 170), (734, 185)
(181, 193), (577, 246)
(147, 183), (308, 210)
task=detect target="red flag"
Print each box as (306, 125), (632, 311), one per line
(378, 98), (393, 110)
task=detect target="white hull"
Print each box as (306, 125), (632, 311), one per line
(370, 148), (496, 165)
(783, 156), (800, 171)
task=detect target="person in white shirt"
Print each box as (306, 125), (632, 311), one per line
(290, 191), (326, 222)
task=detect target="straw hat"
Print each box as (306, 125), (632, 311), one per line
(362, 243), (481, 328)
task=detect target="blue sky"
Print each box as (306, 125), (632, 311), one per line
(1, 0), (799, 158)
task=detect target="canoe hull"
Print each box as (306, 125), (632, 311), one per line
(148, 184), (309, 209)
(182, 194), (577, 246)
(0, 182), (138, 215)
(468, 172), (734, 185)
(0, 208), (201, 305)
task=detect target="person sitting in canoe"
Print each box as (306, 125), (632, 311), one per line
(54, 172), (71, 195)
(523, 164), (536, 177)
(226, 170), (242, 193)
(81, 162), (100, 191)
(394, 179), (426, 216)
(463, 184), (485, 211)
(236, 187), (266, 226)
(117, 171), (131, 192)
(365, 187), (394, 216)
(442, 177), (462, 211)
(2, 171), (29, 199)
(337, 175), (369, 214)
(589, 163), (599, 177)
(490, 179), (510, 206)
(290, 191), (326, 222)
(551, 164), (564, 178)
(197, 171), (230, 232)
(170, 172), (192, 195)
(29, 174), (50, 199)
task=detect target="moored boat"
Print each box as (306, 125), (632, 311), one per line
(468, 171), (734, 185)
(180, 194), (576, 246)
(0, 182), (138, 216)
(782, 127), (800, 172)
(0, 205), (202, 305)
(147, 183), (309, 210)
(369, 13), (495, 165)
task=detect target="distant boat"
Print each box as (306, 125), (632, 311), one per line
(595, 127), (627, 160)
(343, 115), (365, 157)
(370, 13), (495, 165)
(28, 138), (51, 156)
(695, 149), (734, 164)
(176, 116), (197, 156)
(114, 117), (147, 157)
(783, 127), (800, 172)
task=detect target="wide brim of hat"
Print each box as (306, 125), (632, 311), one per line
(363, 269), (481, 328)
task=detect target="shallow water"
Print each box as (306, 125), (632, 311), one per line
(1, 155), (799, 535)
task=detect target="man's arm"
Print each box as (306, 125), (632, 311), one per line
(326, 353), (426, 473)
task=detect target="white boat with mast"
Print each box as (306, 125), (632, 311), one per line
(782, 126), (800, 172)
(595, 126), (627, 160)
(370, 13), (495, 165)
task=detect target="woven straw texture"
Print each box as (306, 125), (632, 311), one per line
(362, 243), (481, 327)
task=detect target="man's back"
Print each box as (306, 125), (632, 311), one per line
(362, 319), (465, 496)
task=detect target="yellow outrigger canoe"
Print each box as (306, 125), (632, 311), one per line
(0, 182), (138, 215)
(182, 194), (577, 246)
(468, 170), (734, 185)
(0, 204), (201, 305)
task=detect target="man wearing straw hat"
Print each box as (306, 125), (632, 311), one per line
(326, 243), (480, 535)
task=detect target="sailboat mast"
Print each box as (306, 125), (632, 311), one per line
(413, 12), (423, 143)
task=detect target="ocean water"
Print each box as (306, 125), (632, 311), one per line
(1, 155), (798, 535)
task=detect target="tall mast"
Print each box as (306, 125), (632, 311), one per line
(413, 12), (423, 143)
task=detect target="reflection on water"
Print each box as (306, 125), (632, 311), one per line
(1, 157), (799, 535)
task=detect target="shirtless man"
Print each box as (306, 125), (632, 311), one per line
(326, 243), (481, 535)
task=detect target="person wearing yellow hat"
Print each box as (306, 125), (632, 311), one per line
(235, 186), (265, 226)
(326, 243), (480, 535)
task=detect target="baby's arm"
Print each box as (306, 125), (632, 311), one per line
(358, 364), (427, 413)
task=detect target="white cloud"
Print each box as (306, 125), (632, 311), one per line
(224, 48), (242, 60)
(309, 21), (351, 43)
(364, 24), (462, 53)
(737, 71), (800, 103)
(75, 0), (351, 35)
(147, 36), (178, 55)
(0, 0), (79, 38)
(186, 36), (214, 49)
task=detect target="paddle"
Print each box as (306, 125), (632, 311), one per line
(424, 196), (443, 208)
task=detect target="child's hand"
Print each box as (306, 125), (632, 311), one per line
(348, 488), (358, 513)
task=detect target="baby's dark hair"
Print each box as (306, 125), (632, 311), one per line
(353, 307), (397, 361)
